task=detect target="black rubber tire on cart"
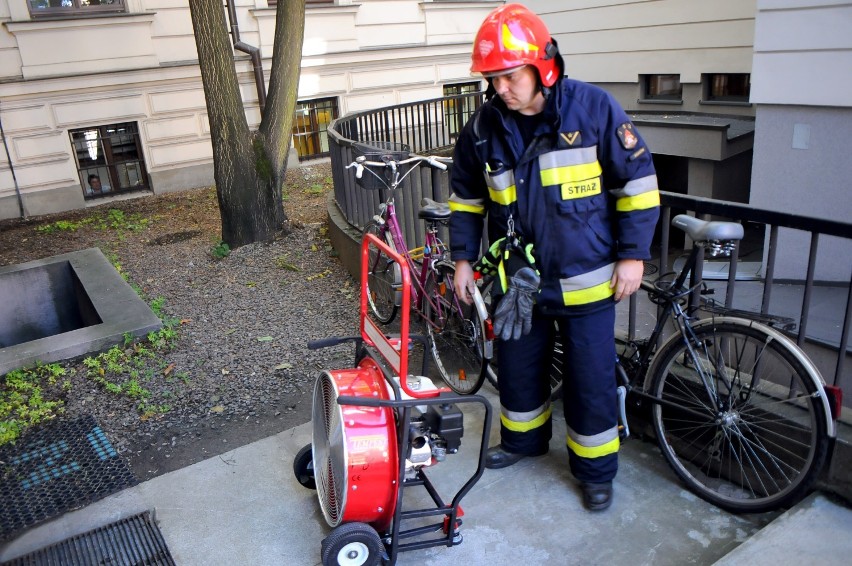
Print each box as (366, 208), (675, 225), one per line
(321, 522), (384, 566)
(293, 443), (316, 490)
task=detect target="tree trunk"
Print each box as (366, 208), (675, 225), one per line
(189, 0), (304, 248)
(260, 0), (305, 189)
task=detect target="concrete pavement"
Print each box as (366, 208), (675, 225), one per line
(4, 385), (850, 566)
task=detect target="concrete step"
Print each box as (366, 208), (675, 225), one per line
(713, 492), (852, 565)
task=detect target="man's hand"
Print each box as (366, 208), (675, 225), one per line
(610, 259), (644, 301)
(453, 260), (476, 305)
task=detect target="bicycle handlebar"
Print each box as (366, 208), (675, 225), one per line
(346, 154), (450, 180)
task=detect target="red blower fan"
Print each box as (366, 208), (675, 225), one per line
(294, 232), (492, 566)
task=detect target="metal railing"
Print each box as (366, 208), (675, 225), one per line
(327, 94), (852, 399)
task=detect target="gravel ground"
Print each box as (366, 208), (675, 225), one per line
(0, 161), (362, 481)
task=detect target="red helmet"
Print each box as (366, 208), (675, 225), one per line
(471, 3), (560, 87)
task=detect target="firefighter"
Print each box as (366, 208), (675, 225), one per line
(448, 4), (659, 511)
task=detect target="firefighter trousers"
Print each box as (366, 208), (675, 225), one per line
(496, 304), (619, 482)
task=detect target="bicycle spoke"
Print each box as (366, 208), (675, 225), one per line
(652, 321), (829, 512)
(423, 263), (487, 394)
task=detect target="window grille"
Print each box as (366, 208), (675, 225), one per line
(69, 122), (149, 199)
(292, 98), (339, 161)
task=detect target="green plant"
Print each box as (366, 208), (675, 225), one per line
(150, 297), (166, 318)
(1, 363), (68, 446)
(304, 183), (325, 195)
(211, 241), (231, 259)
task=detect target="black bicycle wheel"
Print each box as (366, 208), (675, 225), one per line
(362, 220), (399, 324)
(649, 320), (830, 513)
(423, 262), (487, 394)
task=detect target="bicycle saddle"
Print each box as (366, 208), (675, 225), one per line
(672, 214), (744, 242)
(418, 198), (451, 221)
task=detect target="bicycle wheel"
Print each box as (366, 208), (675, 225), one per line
(362, 220), (400, 324)
(423, 262), (488, 394)
(649, 320), (830, 513)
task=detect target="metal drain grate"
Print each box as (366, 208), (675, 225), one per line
(0, 511), (175, 566)
(0, 415), (138, 542)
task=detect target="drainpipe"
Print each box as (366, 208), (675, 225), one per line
(0, 101), (26, 219)
(225, 1), (267, 113)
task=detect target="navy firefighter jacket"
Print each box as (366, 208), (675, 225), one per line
(448, 78), (660, 313)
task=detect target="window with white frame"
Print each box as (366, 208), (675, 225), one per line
(28, 1), (126, 18)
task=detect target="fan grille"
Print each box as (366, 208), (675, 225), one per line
(313, 371), (347, 526)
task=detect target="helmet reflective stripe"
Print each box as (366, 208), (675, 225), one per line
(559, 263), (616, 306)
(566, 425), (620, 458)
(502, 22), (539, 53)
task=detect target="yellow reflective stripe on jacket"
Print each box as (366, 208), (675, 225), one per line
(501, 403), (552, 433)
(539, 147), (602, 187)
(609, 174), (658, 198)
(612, 176), (660, 212)
(448, 194), (486, 215)
(539, 146), (598, 169)
(559, 263), (616, 306)
(566, 425), (620, 459)
(616, 189), (660, 212)
(484, 169), (517, 206)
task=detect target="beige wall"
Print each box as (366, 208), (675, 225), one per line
(521, 0), (756, 113)
(748, 0), (852, 282)
(0, 0), (497, 220)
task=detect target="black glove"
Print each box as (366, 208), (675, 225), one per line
(492, 266), (540, 341)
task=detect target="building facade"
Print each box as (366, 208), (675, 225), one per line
(2, 0), (849, 283)
(0, 0), (497, 220)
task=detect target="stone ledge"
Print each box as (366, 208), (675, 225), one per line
(0, 248), (162, 375)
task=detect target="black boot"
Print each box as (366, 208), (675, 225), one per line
(485, 444), (548, 469)
(580, 481), (613, 511)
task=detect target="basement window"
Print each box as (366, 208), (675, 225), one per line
(640, 74), (682, 102)
(702, 73), (751, 104)
(70, 122), (149, 199)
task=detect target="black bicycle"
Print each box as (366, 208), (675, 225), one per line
(486, 214), (837, 512)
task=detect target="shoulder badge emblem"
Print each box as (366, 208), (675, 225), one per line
(617, 123), (638, 150)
